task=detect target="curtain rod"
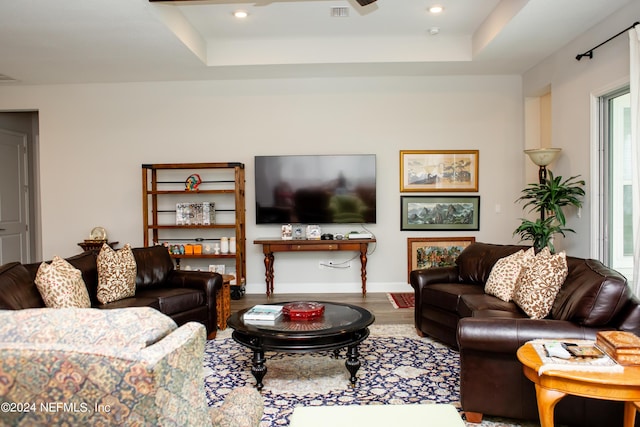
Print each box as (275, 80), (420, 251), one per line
(576, 21), (639, 61)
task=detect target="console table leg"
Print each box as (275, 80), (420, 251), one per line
(251, 350), (267, 391)
(359, 245), (367, 297)
(263, 252), (275, 297)
(345, 344), (361, 388)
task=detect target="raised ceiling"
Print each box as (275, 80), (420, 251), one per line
(0, 0), (632, 84)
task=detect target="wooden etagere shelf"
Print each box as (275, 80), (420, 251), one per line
(142, 162), (246, 288)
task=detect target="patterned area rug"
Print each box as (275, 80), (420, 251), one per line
(204, 324), (536, 427)
(387, 292), (415, 309)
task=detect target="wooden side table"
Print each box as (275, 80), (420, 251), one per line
(216, 274), (233, 330)
(517, 342), (640, 427)
(77, 240), (118, 251)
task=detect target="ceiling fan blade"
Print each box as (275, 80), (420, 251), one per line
(149, 0), (378, 5)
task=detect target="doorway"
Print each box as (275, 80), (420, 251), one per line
(0, 112), (39, 264)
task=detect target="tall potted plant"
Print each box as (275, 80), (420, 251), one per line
(514, 171), (585, 253)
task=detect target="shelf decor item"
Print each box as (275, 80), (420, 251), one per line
(220, 237), (229, 254)
(185, 173), (202, 191)
(306, 225), (321, 240)
(292, 224), (305, 240)
(89, 226), (107, 241)
(281, 224), (292, 240)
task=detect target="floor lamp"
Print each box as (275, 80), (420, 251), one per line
(524, 148), (561, 221)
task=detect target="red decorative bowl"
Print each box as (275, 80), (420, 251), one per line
(282, 302), (325, 320)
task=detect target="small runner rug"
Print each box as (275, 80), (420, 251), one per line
(387, 292), (415, 309)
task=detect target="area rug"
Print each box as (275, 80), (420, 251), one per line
(204, 324), (536, 427)
(387, 292), (415, 309)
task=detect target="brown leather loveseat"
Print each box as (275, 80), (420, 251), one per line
(0, 245), (222, 338)
(410, 242), (640, 427)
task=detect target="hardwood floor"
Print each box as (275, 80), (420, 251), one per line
(230, 292), (414, 325)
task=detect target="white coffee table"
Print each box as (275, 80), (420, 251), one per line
(289, 404), (464, 427)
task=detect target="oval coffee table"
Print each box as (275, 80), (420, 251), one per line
(227, 301), (375, 391)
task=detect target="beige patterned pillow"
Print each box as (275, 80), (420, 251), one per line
(485, 248), (535, 302)
(512, 248), (568, 319)
(97, 243), (137, 304)
(35, 256), (91, 308)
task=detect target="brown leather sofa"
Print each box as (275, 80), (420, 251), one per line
(410, 242), (640, 427)
(0, 245), (222, 338)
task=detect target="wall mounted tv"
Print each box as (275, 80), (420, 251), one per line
(255, 154), (377, 225)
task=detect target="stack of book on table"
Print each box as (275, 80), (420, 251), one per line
(243, 305), (283, 324)
(596, 331), (640, 365)
(529, 339), (624, 374)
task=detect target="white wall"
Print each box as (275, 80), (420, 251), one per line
(0, 75), (525, 294)
(0, 1), (630, 291)
(523, 1), (640, 258)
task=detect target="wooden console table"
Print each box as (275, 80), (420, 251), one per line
(253, 238), (375, 297)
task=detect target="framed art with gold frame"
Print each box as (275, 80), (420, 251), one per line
(400, 150), (479, 192)
(407, 236), (475, 283)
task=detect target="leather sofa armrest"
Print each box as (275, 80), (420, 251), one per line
(457, 317), (601, 353)
(167, 270), (223, 293)
(167, 270), (223, 333)
(409, 266), (458, 291)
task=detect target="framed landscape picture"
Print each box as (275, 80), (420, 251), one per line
(400, 150), (479, 192)
(407, 236), (475, 283)
(401, 195), (480, 231)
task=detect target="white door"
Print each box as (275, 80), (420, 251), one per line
(0, 128), (30, 264)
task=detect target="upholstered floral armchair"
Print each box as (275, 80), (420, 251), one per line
(0, 307), (263, 426)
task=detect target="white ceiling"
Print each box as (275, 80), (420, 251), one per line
(0, 0), (632, 85)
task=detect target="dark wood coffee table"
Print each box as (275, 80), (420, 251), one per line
(227, 301), (375, 391)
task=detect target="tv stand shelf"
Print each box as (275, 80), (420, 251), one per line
(253, 238), (375, 297)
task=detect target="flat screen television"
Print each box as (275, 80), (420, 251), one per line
(255, 154), (376, 224)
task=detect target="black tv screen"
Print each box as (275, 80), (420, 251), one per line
(255, 154), (376, 224)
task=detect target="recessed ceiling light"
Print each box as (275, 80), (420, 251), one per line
(429, 27), (440, 35)
(429, 5), (443, 14)
(233, 10), (248, 19)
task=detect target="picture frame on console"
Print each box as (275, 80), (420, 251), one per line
(400, 196), (480, 231)
(407, 236), (475, 283)
(400, 150), (479, 192)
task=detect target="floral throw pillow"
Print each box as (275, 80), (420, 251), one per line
(96, 243), (137, 304)
(484, 247), (535, 302)
(35, 256), (91, 308)
(512, 247), (568, 319)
